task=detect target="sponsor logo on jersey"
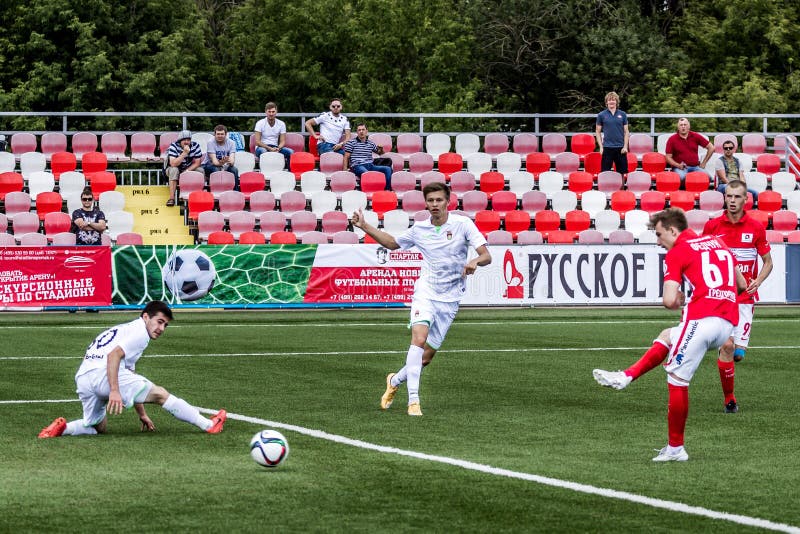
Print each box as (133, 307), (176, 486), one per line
(741, 233), (753, 243)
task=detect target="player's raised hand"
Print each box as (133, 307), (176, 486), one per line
(351, 208), (365, 229)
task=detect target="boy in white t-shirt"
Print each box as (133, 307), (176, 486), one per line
(351, 182), (492, 416)
(38, 301), (226, 438)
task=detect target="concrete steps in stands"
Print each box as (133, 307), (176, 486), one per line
(115, 185), (195, 245)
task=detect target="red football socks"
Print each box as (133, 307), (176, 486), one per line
(667, 383), (689, 447)
(625, 340), (669, 380)
(717, 359), (736, 404)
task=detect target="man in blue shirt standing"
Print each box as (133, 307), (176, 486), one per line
(595, 91), (630, 174)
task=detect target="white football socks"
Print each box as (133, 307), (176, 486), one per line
(405, 345), (424, 404)
(162, 394), (212, 431)
(63, 420), (98, 436)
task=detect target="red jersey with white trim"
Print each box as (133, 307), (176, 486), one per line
(702, 211), (770, 304)
(664, 230), (739, 325)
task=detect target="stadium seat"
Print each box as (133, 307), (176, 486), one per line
(209, 171), (235, 199)
(341, 190), (368, 216)
(177, 170), (205, 202)
(81, 152), (108, 174)
(503, 210), (531, 238)
(50, 151), (77, 180)
(408, 152), (434, 176)
(368, 133), (392, 153)
(773, 134), (798, 158)
(115, 232), (144, 245)
(641, 152), (666, 175)
(43, 211), (72, 239)
(551, 190), (577, 217)
(742, 171), (768, 194)
(278, 190), (307, 216)
(534, 210), (561, 233)
(352, 209), (379, 240)
(0, 171), (24, 201)
(207, 231), (235, 245)
(382, 209), (410, 237)
(299, 171), (326, 199)
(546, 230), (576, 244)
(331, 230), (359, 244)
(425, 133), (451, 161)
(455, 133), (481, 158)
(567, 171), (593, 197)
(474, 210), (501, 236)
(577, 229), (604, 244)
(623, 209), (650, 238)
(27, 171), (56, 200)
(699, 190), (725, 214)
(486, 230), (513, 245)
(218, 190), (247, 219)
(685, 209), (709, 233)
(0, 233), (16, 247)
(267, 170), (297, 197)
(12, 211), (42, 240)
(483, 133), (510, 157)
(490, 191), (517, 217)
(321, 210), (349, 238)
(235, 151), (256, 174)
(742, 133), (767, 156)
(19, 232), (49, 246)
(786, 190), (800, 213)
(20, 151), (47, 179)
(289, 152), (315, 178)
(507, 171), (534, 198)
(105, 210), (135, 241)
(624, 171), (652, 197)
(607, 229), (635, 244)
(299, 230), (328, 244)
(669, 190), (696, 211)
(580, 190), (608, 218)
(582, 151), (601, 177)
(197, 210), (226, 242)
(88, 171), (117, 199)
(517, 230), (543, 244)
(11, 133), (37, 157)
(269, 231), (297, 244)
(565, 210), (591, 232)
(130, 132), (158, 162)
(50, 231), (77, 245)
(521, 190), (547, 215)
(389, 171), (417, 195)
(449, 171), (477, 198)
(512, 133), (539, 157)
(628, 133), (653, 160)
(3, 191), (31, 220)
(381, 151), (405, 173)
(594, 209), (621, 238)
(319, 151), (343, 175)
(71, 132), (99, 160)
(654, 171), (681, 194)
(284, 133), (305, 153)
(525, 152), (551, 177)
(239, 171), (266, 200)
(765, 230), (785, 243)
(771, 210), (798, 235)
(466, 152), (493, 177)
(310, 190), (338, 218)
(360, 171), (387, 198)
(554, 152), (580, 176)
(437, 152), (463, 179)
(260, 151), (286, 173)
(188, 191), (215, 221)
(35, 191), (63, 221)
(756, 153), (781, 176)
(479, 171), (505, 198)
(191, 132), (212, 148)
(398, 190), (424, 215)
(757, 190), (783, 214)
(639, 190), (666, 213)
(537, 171), (564, 199)
(541, 133), (567, 157)
(496, 152), (522, 175)
(570, 133), (595, 159)
(787, 230), (800, 243)
(289, 210), (318, 238)
(101, 132), (129, 162)
(749, 209), (771, 229)
(461, 190), (489, 218)
(684, 171), (711, 197)
(771, 172), (798, 196)
(597, 171), (623, 196)
(257, 210), (286, 239)
(371, 190), (398, 218)
(329, 171), (357, 197)
(0, 152), (15, 172)
(238, 231), (266, 245)
(396, 133), (423, 158)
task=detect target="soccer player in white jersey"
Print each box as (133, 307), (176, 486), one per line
(351, 182), (492, 416)
(38, 301), (226, 438)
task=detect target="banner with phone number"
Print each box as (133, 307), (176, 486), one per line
(0, 247), (112, 307)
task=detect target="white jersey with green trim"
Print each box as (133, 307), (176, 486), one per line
(75, 317), (151, 378)
(396, 213), (486, 302)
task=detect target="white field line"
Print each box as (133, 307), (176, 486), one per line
(1, 345), (799, 362)
(5, 397), (798, 533)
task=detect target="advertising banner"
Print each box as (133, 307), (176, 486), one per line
(0, 246), (112, 307)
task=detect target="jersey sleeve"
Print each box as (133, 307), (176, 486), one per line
(754, 224), (771, 256)
(395, 224), (417, 250)
(663, 247), (685, 284)
(465, 219), (487, 249)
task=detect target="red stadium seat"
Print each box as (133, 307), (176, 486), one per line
(35, 192), (63, 221)
(570, 133), (595, 159)
(207, 231), (235, 244)
(546, 229), (576, 244)
(503, 210), (531, 239)
(50, 152), (77, 180)
(567, 171), (594, 198)
(684, 171), (711, 197)
(371, 190), (398, 218)
(474, 210), (501, 236)
(269, 231), (297, 244)
(564, 210), (591, 232)
(771, 210), (798, 235)
(525, 152), (551, 176)
(479, 171), (505, 198)
(669, 190), (696, 212)
(610, 190), (636, 216)
(490, 191), (518, 217)
(512, 133), (539, 156)
(437, 152), (463, 179)
(641, 152), (666, 175)
(82, 152), (108, 174)
(756, 153), (781, 176)
(534, 210), (561, 232)
(289, 151), (315, 178)
(0, 172), (24, 201)
(87, 171), (116, 199)
(756, 190), (783, 214)
(239, 171), (266, 200)
(654, 171), (680, 194)
(639, 191), (667, 214)
(583, 151), (602, 177)
(188, 191), (215, 220)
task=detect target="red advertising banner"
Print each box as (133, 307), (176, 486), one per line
(0, 247), (113, 307)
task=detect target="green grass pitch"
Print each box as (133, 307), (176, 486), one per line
(1, 307), (798, 533)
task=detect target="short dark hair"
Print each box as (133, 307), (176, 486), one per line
(214, 124), (227, 133)
(422, 181), (450, 201)
(142, 301), (173, 320)
(81, 186), (93, 198)
(725, 179), (747, 193)
(265, 102), (277, 111)
(650, 208), (688, 232)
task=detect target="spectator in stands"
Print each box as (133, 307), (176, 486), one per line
(715, 141), (758, 199)
(595, 91), (629, 174)
(253, 102), (293, 169)
(202, 124), (240, 190)
(665, 118), (714, 184)
(71, 187), (107, 245)
(0, 134), (7, 152)
(164, 130), (203, 207)
(343, 123), (393, 190)
(305, 98), (351, 155)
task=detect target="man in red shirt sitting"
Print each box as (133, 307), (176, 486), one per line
(665, 117), (715, 184)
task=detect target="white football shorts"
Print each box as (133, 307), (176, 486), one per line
(75, 367), (153, 427)
(733, 303), (754, 347)
(409, 297), (459, 350)
(664, 316), (734, 385)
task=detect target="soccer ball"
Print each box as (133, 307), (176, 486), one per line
(161, 249), (217, 302)
(250, 430), (290, 468)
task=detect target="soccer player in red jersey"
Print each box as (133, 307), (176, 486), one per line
(703, 180), (773, 413)
(594, 209), (745, 461)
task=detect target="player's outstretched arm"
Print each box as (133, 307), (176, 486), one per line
(351, 208), (400, 250)
(106, 347), (126, 415)
(135, 403), (155, 432)
(464, 245), (492, 276)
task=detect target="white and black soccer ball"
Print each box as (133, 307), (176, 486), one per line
(161, 249), (217, 302)
(250, 430), (290, 468)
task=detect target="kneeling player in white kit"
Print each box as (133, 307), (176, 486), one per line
(593, 209), (745, 461)
(39, 301), (226, 438)
(351, 182), (491, 416)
